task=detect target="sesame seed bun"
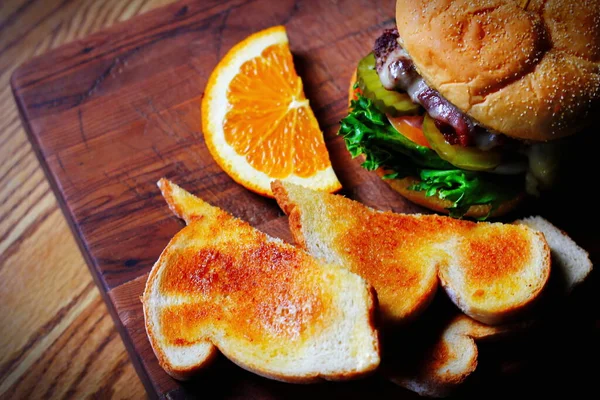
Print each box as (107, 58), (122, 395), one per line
(395, 0), (600, 141)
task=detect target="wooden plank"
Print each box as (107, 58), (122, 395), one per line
(12, 0), (415, 292)
(0, 0), (174, 397)
(10, 0), (598, 398)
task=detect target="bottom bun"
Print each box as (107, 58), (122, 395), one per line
(376, 169), (524, 219)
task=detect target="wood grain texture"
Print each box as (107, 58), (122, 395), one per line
(0, 0), (176, 398)
(6, 0), (599, 399)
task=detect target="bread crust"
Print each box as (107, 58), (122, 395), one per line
(395, 0), (600, 141)
(271, 180), (308, 248)
(389, 314), (530, 397)
(142, 243), (219, 380)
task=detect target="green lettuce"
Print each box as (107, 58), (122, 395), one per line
(339, 95), (452, 171)
(338, 92), (520, 219)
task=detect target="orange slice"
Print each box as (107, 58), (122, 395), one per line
(202, 26), (341, 197)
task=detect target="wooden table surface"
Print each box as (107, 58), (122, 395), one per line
(0, 1), (180, 398)
(2, 1), (598, 399)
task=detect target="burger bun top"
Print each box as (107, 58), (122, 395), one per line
(395, 0), (600, 142)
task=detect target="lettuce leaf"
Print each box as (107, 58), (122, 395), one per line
(339, 95), (452, 170)
(338, 92), (521, 219)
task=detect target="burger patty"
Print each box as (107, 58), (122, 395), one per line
(374, 29), (499, 148)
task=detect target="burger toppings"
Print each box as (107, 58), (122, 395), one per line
(339, 92), (522, 218)
(388, 115), (430, 148)
(374, 29), (497, 148)
(421, 115), (502, 171)
(357, 53), (419, 116)
(340, 26), (571, 218)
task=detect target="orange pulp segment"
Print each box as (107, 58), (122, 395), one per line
(202, 26), (341, 197)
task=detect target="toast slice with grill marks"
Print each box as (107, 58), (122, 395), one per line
(271, 181), (551, 325)
(390, 216), (591, 398)
(388, 314), (529, 398)
(142, 179), (380, 382)
(515, 216), (592, 293)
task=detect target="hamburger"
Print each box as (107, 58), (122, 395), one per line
(339, 0), (600, 219)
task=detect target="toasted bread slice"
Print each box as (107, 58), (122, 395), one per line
(158, 178), (209, 224)
(438, 222), (551, 325)
(389, 314), (525, 398)
(391, 217), (590, 397)
(271, 181), (551, 325)
(143, 179), (380, 382)
(272, 180), (439, 324)
(515, 216), (592, 293)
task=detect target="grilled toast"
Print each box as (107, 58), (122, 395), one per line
(142, 179), (380, 382)
(158, 178), (209, 224)
(271, 181), (551, 325)
(389, 217), (592, 397)
(388, 314), (526, 398)
(515, 216), (592, 293)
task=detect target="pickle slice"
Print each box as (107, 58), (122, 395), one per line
(356, 53), (420, 116)
(422, 115), (502, 171)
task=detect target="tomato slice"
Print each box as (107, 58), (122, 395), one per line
(388, 115), (431, 148)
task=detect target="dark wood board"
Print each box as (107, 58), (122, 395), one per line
(11, 0), (598, 398)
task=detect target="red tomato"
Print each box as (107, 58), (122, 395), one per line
(387, 115), (430, 148)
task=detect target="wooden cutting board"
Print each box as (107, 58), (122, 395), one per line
(11, 0), (598, 398)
